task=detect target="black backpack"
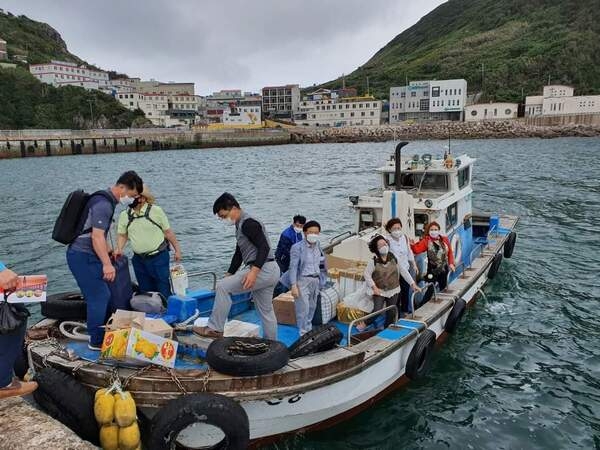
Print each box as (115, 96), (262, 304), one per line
(52, 190), (116, 244)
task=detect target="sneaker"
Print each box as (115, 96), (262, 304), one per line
(192, 326), (223, 339)
(88, 343), (102, 351)
(0, 380), (38, 399)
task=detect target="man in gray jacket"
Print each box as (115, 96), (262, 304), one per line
(194, 193), (280, 340)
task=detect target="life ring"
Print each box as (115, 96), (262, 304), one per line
(503, 231), (517, 258)
(289, 324), (343, 359)
(444, 298), (467, 333)
(206, 337), (289, 376)
(487, 253), (503, 280)
(405, 329), (436, 380)
(450, 233), (462, 265)
(148, 393), (249, 450)
(33, 367), (99, 445)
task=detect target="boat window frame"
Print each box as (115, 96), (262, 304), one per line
(399, 171), (449, 191)
(458, 166), (470, 189)
(358, 208), (380, 232)
(446, 202), (458, 232)
(414, 213), (430, 238)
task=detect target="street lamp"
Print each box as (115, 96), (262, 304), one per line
(88, 99), (95, 129)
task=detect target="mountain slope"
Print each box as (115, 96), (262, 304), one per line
(321, 0), (600, 101)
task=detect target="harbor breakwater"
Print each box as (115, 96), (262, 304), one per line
(0, 128), (291, 159)
(1, 120), (599, 159)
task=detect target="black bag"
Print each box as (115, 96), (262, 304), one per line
(52, 190), (116, 245)
(108, 256), (134, 312)
(0, 294), (30, 335)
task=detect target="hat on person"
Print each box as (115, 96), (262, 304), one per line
(141, 184), (155, 204)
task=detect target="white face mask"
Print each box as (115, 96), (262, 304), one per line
(306, 233), (319, 244)
(429, 230), (440, 239)
(391, 230), (403, 239)
(222, 217), (235, 226)
(294, 226), (304, 234)
(378, 245), (389, 256)
(120, 195), (134, 206)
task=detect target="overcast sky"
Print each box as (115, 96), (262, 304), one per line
(2, 0), (446, 95)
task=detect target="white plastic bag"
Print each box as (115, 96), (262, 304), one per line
(170, 264), (189, 297)
(343, 283), (373, 313)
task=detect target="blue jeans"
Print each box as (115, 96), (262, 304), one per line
(131, 250), (171, 300)
(67, 248), (111, 347)
(0, 318), (27, 387)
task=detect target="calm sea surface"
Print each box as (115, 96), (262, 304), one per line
(0, 138), (599, 449)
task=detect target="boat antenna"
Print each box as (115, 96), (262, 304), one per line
(448, 129), (451, 155)
(395, 141), (409, 191)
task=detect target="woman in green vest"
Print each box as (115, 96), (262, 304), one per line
(115, 185), (182, 300)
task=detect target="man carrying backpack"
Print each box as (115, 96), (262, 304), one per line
(66, 171), (143, 351)
(114, 184), (182, 300)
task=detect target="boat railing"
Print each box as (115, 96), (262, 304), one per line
(346, 305), (398, 347)
(186, 271), (218, 291)
(330, 231), (353, 245)
(486, 224), (499, 249)
(409, 282), (436, 318)
(469, 244), (483, 268)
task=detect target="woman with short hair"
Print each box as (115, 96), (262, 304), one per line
(411, 221), (455, 291)
(385, 218), (419, 313)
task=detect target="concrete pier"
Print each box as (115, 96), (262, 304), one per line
(0, 397), (97, 449)
(0, 128), (291, 159)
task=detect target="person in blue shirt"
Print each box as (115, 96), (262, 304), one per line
(273, 215), (305, 298)
(67, 171), (143, 351)
(288, 220), (328, 335)
(0, 262), (38, 399)
(275, 215), (306, 273)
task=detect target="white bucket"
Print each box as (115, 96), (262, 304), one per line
(170, 264), (189, 297)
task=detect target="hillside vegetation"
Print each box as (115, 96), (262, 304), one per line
(320, 0), (600, 101)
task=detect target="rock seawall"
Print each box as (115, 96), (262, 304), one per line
(290, 121), (600, 144)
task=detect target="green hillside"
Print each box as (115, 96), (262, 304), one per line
(0, 11), (146, 129)
(320, 0), (600, 101)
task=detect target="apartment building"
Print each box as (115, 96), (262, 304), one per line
(29, 60), (110, 90)
(525, 85), (600, 117)
(261, 84), (300, 119)
(298, 89), (382, 127)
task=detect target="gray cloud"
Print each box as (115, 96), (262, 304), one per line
(1, 0), (446, 94)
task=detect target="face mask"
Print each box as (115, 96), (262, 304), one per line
(222, 217), (235, 226)
(378, 245), (389, 256)
(294, 226), (304, 234)
(120, 195), (134, 206)
(306, 234), (319, 244)
(429, 230), (440, 239)
(129, 197), (141, 209)
(391, 230), (402, 239)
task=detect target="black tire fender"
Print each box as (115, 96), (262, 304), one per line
(487, 253), (503, 280)
(149, 393), (249, 450)
(206, 337), (289, 376)
(289, 324), (343, 359)
(444, 298), (467, 333)
(503, 232), (517, 258)
(33, 367), (99, 445)
(40, 291), (86, 321)
(405, 329), (436, 381)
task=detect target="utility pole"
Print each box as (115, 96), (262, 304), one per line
(366, 76), (370, 96)
(481, 63), (485, 99)
(342, 73), (345, 89)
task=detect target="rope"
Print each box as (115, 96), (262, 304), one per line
(59, 321), (89, 341)
(227, 340), (269, 356)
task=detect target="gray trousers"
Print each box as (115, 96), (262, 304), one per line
(208, 261), (280, 340)
(295, 276), (320, 335)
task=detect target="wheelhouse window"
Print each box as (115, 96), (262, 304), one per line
(446, 202), (458, 231)
(399, 172), (448, 191)
(359, 208), (380, 231)
(414, 213), (429, 238)
(458, 166), (470, 189)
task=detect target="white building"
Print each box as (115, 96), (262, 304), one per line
(0, 37), (7, 61)
(29, 60), (110, 90)
(526, 85), (600, 117)
(390, 79), (467, 123)
(262, 84), (300, 119)
(116, 91), (200, 127)
(222, 103), (262, 126)
(299, 89), (382, 127)
(465, 103), (518, 121)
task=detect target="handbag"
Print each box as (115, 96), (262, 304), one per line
(0, 292), (30, 334)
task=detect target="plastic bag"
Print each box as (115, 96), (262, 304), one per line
(170, 264), (188, 297)
(0, 295), (29, 334)
(343, 283), (373, 313)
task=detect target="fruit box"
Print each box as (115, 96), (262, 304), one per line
(126, 328), (178, 368)
(101, 327), (178, 368)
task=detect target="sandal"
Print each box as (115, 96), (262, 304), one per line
(0, 379), (38, 399)
(192, 326), (224, 339)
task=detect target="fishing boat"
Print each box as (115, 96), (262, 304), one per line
(27, 142), (518, 449)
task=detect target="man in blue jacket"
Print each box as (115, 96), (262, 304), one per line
(275, 215), (306, 273)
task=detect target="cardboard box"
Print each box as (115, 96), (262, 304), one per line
(273, 292), (296, 325)
(144, 318), (173, 339)
(126, 328), (178, 368)
(224, 320), (260, 338)
(3, 275), (48, 303)
(105, 309), (145, 331)
(101, 327), (178, 368)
